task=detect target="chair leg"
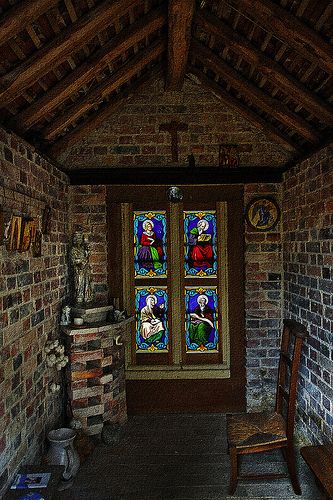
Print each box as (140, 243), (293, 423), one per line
(285, 443), (301, 495)
(228, 447), (238, 495)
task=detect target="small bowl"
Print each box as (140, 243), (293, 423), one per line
(73, 317), (84, 326)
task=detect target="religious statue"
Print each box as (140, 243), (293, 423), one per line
(60, 305), (71, 325)
(70, 230), (94, 305)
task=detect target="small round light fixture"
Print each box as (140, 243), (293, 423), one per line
(167, 186), (183, 202)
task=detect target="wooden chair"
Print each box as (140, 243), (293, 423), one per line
(226, 318), (309, 495)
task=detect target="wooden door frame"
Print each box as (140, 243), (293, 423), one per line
(107, 184), (246, 413)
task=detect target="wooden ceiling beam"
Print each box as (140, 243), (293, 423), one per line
(192, 41), (321, 144)
(46, 66), (163, 157)
(0, 0), (59, 46)
(195, 9), (333, 126)
(11, 6), (166, 133)
(166, 0), (196, 91)
(67, 167), (285, 185)
(41, 40), (166, 141)
(189, 67), (299, 153)
(0, 0), (138, 106)
(228, 0), (333, 75)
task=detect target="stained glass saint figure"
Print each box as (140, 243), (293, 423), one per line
(136, 288), (168, 351)
(134, 212), (167, 278)
(185, 287), (218, 351)
(184, 211), (217, 277)
(188, 294), (214, 346)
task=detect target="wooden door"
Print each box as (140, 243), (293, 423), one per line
(107, 185), (246, 414)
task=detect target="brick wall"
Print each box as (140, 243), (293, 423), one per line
(59, 78), (291, 169)
(0, 128), (69, 495)
(244, 184), (283, 411)
(283, 144), (333, 444)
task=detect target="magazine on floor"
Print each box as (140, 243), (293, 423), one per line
(10, 472), (51, 489)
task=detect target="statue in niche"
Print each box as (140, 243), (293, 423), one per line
(70, 230), (94, 305)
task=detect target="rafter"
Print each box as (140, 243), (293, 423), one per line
(192, 41), (321, 144)
(0, 0), (59, 47)
(166, 0), (195, 90)
(46, 66), (163, 157)
(228, 0), (333, 75)
(0, 0), (138, 107)
(11, 6), (166, 133)
(189, 67), (299, 153)
(41, 40), (166, 141)
(195, 9), (333, 126)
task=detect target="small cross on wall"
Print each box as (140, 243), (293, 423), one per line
(159, 120), (188, 162)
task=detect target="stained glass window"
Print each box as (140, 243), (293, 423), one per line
(135, 287), (169, 352)
(134, 211), (167, 278)
(185, 286), (219, 352)
(183, 211), (217, 277)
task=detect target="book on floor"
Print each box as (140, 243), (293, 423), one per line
(10, 472), (51, 489)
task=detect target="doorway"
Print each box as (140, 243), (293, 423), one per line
(107, 185), (246, 413)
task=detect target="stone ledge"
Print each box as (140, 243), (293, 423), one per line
(62, 317), (134, 336)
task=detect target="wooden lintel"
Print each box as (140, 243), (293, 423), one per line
(195, 9), (333, 126)
(65, 166), (286, 185)
(41, 40), (166, 141)
(45, 66), (163, 157)
(189, 67), (300, 154)
(0, 0), (59, 46)
(12, 6), (167, 133)
(192, 41), (321, 144)
(228, 0), (333, 75)
(0, 0), (138, 106)
(166, 0), (195, 91)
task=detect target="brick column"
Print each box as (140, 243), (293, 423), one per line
(63, 319), (133, 435)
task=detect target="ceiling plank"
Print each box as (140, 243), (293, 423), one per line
(41, 40), (166, 141)
(192, 41), (321, 144)
(315, 3), (333, 31)
(0, 0), (138, 106)
(228, 0), (333, 75)
(189, 67), (300, 153)
(0, 0), (59, 46)
(11, 6), (166, 133)
(64, 0), (78, 23)
(296, 0), (311, 17)
(166, 0), (195, 90)
(195, 9), (333, 126)
(46, 66), (163, 157)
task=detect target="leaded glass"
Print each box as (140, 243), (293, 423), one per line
(183, 211), (217, 277)
(185, 286), (219, 352)
(134, 211), (167, 278)
(135, 287), (169, 352)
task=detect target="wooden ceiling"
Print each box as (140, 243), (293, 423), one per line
(1, 0), (333, 167)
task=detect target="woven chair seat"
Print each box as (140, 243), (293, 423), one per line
(227, 411), (287, 449)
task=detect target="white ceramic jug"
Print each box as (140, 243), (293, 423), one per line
(46, 428), (80, 480)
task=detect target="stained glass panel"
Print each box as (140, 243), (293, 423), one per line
(183, 211), (217, 277)
(134, 211), (167, 278)
(135, 287), (169, 352)
(185, 286), (219, 352)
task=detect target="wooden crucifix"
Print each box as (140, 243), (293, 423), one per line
(159, 120), (188, 162)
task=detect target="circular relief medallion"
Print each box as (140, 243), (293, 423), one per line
(245, 197), (280, 231)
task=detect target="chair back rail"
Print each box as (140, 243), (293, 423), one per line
(275, 319), (309, 440)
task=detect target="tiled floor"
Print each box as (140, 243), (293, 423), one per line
(69, 413), (323, 500)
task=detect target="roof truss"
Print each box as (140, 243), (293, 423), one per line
(0, 0), (332, 168)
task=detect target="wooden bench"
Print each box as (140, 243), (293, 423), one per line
(301, 444), (333, 500)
